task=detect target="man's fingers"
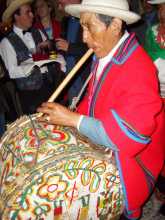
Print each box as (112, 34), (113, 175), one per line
(38, 115), (51, 123)
(37, 106), (53, 115)
(41, 102), (56, 109)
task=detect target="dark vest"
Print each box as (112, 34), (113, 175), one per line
(7, 28), (44, 90)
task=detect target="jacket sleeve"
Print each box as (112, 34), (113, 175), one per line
(79, 115), (118, 150)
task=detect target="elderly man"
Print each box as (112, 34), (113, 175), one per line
(0, 0), (64, 114)
(38, 0), (165, 219)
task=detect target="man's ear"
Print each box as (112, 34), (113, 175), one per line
(110, 18), (122, 35)
(14, 14), (19, 22)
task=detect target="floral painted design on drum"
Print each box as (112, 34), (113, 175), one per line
(38, 174), (68, 201)
(32, 202), (51, 217)
(64, 158), (107, 193)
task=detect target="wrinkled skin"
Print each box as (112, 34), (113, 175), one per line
(80, 12), (122, 58)
(37, 102), (80, 127)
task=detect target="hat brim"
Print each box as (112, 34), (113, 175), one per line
(65, 4), (141, 25)
(148, 0), (165, 4)
(2, 0), (33, 22)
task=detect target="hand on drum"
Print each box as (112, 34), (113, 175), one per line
(37, 102), (81, 128)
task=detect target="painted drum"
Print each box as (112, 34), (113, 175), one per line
(0, 114), (123, 220)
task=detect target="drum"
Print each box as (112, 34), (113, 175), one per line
(0, 114), (123, 220)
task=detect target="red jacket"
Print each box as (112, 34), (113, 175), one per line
(33, 18), (61, 39)
(78, 34), (165, 219)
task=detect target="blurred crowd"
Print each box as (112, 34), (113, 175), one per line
(0, 0), (92, 129)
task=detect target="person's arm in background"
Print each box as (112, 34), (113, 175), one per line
(55, 38), (88, 56)
(56, 18), (88, 57)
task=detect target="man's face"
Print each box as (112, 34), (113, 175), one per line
(57, 0), (80, 11)
(80, 12), (120, 58)
(158, 3), (165, 26)
(15, 4), (34, 30)
(34, 0), (50, 19)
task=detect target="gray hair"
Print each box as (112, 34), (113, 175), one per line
(96, 13), (126, 33)
(96, 14), (113, 27)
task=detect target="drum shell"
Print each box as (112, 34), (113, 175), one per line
(0, 115), (123, 220)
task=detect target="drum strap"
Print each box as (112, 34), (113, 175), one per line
(69, 72), (92, 110)
(69, 57), (98, 110)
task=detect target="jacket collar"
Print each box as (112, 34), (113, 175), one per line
(112, 33), (139, 65)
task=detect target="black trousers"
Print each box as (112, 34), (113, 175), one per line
(19, 80), (53, 115)
(119, 215), (131, 220)
(18, 65), (66, 115)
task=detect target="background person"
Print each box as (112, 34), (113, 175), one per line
(55, 0), (92, 105)
(33, 0), (61, 45)
(129, 0), (158, 46)
(0, 0), (65, 114)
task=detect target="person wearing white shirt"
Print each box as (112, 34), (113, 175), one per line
(0, 0), (65, 114)
(0, 24), (48, 79)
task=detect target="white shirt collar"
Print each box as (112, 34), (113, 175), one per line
(99, 31), (129, 64)
(13, 25), (25, 37)
(96, 31), (129, 79)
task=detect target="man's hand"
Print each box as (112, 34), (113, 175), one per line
(36, 40), (51, 53)
(55, 38), (69, 51)
(37, 102), (81, 128)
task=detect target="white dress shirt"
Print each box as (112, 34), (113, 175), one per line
(0, 25), (47, 79)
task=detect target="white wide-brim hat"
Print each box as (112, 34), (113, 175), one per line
(2, 0), (33, 23)
(148, 0), (165, 4)
(65, 0), (141, 25)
